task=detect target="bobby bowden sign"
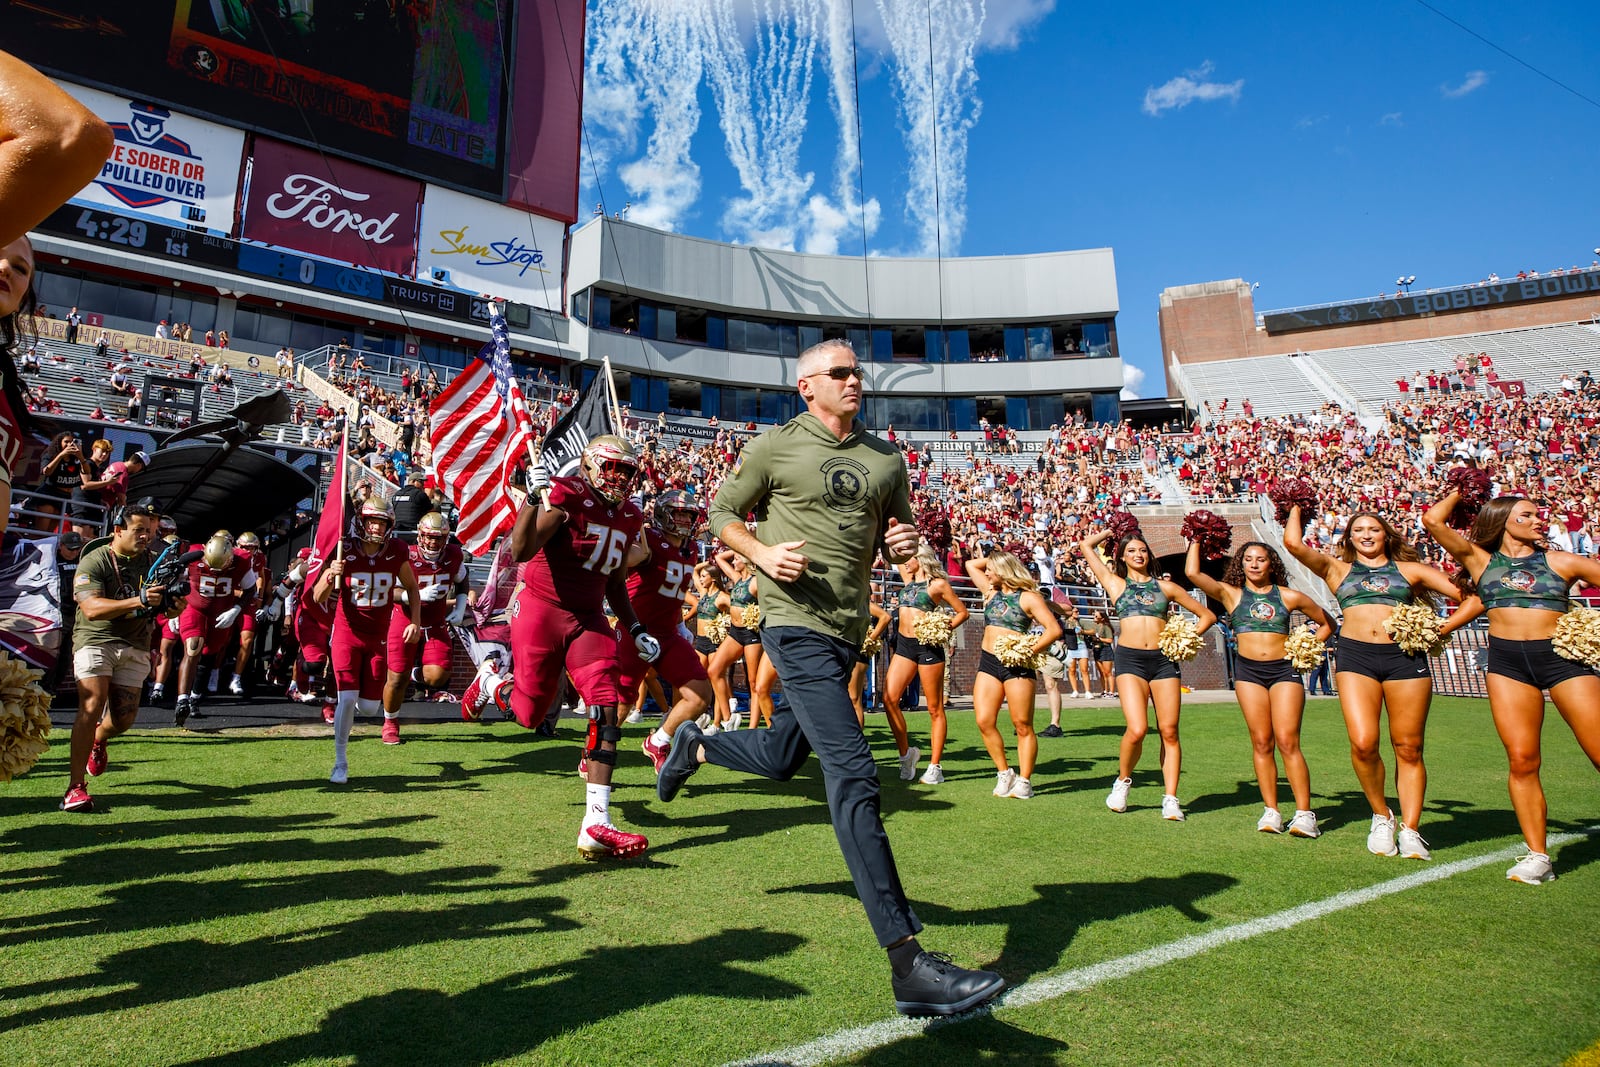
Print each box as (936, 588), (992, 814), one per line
(242, 139), (421, 276)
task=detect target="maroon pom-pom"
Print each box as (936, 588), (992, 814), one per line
(916, 505), (952, 554)
(1444, 465), (1492, 529)
(1106, 511), (1142, 545)
(1268, 478), (1318, 525)
(1181, 509), (1233, 561)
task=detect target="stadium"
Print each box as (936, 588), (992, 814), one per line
(1, 4), (1597, 1065)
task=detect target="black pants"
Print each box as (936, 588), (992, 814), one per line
(698, 625), (922, 947)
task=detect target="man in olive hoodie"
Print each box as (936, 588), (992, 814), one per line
(657, 339), (1004, 1017)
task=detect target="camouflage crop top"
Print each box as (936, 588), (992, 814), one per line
(1477, 551), (1570, 613)
(1115, 578), (1169, 620)
(1230, 585), (1291, 636)
(984, 590), (1030, 632)
(1334, 561), (1412, 609)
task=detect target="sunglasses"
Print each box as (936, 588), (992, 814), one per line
(807, 365), (865, 381)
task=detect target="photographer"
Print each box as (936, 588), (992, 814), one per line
(60, 498), (171, 813)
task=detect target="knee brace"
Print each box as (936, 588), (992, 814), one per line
(184, 636), (204, 657)
(586, 722), (623, 764)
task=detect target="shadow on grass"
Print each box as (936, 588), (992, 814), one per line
(772, 870), (1237, 986)
(173, 928), (807, 1066)
(4, 892), (579, 1030)
(851, 1014), (1072, 1066)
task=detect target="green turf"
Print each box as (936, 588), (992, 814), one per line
(3, 697), (1597, 1066)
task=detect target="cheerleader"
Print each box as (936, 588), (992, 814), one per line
(851, 593), (892, 726)
(1185, 539), (1334, 836)
(1423, 493), (1600, 883)
(689, 562), (733, 730)
(708, 551), (775, 730)
(1284, 507), (1476, 859)
(884, 545), (970, 784)
(1080, 528), (1216, 821)
(964, 550), (1062, 799)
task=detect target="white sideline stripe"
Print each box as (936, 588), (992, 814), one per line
(730, 829), (1594, 1067)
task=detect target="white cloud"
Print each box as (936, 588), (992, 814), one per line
(978, 0), (1055, 49)
(1441, 69), (1489, 98)
(1294, 114), (1329, 130)
(1121, 364), (1146, 401)
(1142, 60), (1243, 117)
(1379, 111), (1404, 127)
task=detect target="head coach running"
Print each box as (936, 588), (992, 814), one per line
(655, 338), (1004, 1017)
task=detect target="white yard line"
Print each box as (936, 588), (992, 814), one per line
(730, 829), (1593, 1067)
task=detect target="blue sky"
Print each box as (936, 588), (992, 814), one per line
(578, 1), (1599, 399)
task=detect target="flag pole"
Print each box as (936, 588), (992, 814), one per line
(332, 420), (348, 586)
(601, 355), (625, 434)
(492, 298), (552, 511)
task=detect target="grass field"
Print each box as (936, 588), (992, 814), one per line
(3, 696), (1598, 1066)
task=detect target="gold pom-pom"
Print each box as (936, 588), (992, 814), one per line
(993, 632), (1044, 669)
(742, 604), (762, 630)
(913, 610), (955, 647)
(1283, 626), (1327, 671)
(1381, 602), (1445, 656)
(860, 634), (883, 658)
(706, 613), (732, 646)
(0, 652), (53, 783)
(1158, 616), (1203, 662)
(1552, 607), (1600, 669)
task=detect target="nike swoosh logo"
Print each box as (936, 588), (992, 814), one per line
(838, 522), (855, 530)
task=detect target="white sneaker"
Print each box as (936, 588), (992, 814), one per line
(993, 768), (1017, 797)
(1506, 852), (1555, 885)
(1397, 826), (1432, 860)
(625, 708), (644, 724)
(702, 724), (720, 736)
(149, 683), (165, 701)
(1161, 795), (1186, 822)
(728, 713), (742, 731)
(1287, 810), (1321, 838)
(1257, 807), (1284, 834)
(1007, 776), (1034, 800)
(920, 763), (945, 785)
(1106, 776), (1132, 812)
(898, 746), (921, 781)
(228, 676), (244, 696)
(329, 761), (348, 784)
(695, 712), (713, 729)
(1367, 812), (1399, 856)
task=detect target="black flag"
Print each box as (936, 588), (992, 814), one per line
(539, 374), (616, 476)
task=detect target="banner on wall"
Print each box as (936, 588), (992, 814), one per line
(417, 185), (565, 311)
(62, 83), (244, 233)
(241, 140), (421, 277)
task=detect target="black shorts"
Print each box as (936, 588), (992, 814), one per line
(892, 634), (946, 666)
(1488, 635), (1596, 690)
(978, 649), (1036, 682)
(728, 624), (760, 647)
(1092, 643), (1115, 663)
(1114, 645), (1180, 682)
(1335, 636), (1430, 683)
(693, 634), (719, 656)
(1234, 654), (1302, 689)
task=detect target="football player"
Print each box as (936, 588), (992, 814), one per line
(174, 531), (256, 726)
(315, 497), (421, 782)
(380, 511), (469, 739)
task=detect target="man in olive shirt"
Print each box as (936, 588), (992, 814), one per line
(657, 339), (1004, 1017)
(61, 499), (171, 813)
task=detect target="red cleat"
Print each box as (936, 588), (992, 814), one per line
(381, 719), (401, 745)
(322, 704), (336, 724)
(86, 741), (108, 777)
(577, 822), (648, 860)
(641, 734), (670, 774)
(60, 784), (94, 812)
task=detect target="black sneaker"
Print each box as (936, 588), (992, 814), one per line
(892, 951), (1005, 1016)
(656, 721), (704, 802)
(1040, 723), (1064, 738)
(174, 697), (194, 728)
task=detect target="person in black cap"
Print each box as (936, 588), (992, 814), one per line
(391, 470), (431, 532)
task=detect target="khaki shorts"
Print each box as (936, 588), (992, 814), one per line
(75, 643), (152, 688)
(1040, 653), (1067, 680)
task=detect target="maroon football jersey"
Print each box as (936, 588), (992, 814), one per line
(185, 551), (256, 615)
(407, 541), (467, 626)
(335, 536), (410, 637)
(627, 527), (696, 634)
(519, 476), (643, 613)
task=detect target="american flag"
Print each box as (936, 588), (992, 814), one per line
(428, 306), (535, 555)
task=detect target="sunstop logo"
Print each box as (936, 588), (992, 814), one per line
(429, 226), (550, 277)
(95, 103), (209, 212)
(266, 175), (401, 243)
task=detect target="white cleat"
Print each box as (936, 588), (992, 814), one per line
(1106, 776), (1132, 813)
(228, 676), (245, 696)
(329, 761), (349, 785)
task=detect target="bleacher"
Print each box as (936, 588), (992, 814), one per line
(1301, 322), (1600, 407)
(1178, 353), (1335, 420)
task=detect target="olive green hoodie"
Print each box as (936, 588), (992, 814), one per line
(709, 413), (912, 645)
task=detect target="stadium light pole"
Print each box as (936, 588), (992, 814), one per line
(1396, 275), (1416, 294)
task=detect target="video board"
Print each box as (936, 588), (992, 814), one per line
(4, 0), (512, 198)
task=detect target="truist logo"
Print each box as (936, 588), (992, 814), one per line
(265, 174), (399, 243)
